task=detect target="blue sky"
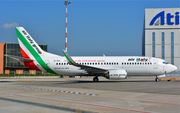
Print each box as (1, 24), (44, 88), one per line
(0, 0), (179, 56)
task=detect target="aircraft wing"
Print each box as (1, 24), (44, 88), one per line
(63, 50), (108, 75)
(5, 54), (34, 62)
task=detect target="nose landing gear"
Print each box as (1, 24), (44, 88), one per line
(155, 76), (160, 82)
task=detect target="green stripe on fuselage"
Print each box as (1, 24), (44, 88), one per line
(15, 28), (56, 74)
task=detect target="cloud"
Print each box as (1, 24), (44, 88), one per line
(2, 22), (19, 29)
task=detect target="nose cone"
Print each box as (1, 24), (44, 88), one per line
(166, 64), (177, 73)
(172, 65), (177, 72)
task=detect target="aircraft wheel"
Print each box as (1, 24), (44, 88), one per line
(93, 77), (99, 82)
(155, 78), (160, 82)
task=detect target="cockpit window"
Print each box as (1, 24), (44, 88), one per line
(163, 61), (169, 64)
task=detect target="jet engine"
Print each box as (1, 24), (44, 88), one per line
(104, 69), (127, 79)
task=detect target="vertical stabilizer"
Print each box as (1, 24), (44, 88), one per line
(15, 27), (56, 74)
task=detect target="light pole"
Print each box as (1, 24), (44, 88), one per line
(64, 1), (71, 52)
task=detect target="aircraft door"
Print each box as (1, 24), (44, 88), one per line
(153, 59), (158, 69)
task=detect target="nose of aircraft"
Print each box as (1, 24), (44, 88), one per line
(165, 64), (177, 73)
(172, 65), (177, 72)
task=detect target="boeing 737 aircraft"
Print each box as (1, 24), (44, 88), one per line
(6, 27), (177, 82)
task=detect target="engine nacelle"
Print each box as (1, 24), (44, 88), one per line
(104, 69), (127, 79)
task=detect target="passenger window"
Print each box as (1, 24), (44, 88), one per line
(104, 63), (106, 65)
(93, 63), (94, 65)
(114, 63), (116, 65)
(127, 63), (129, 65)
(122, 63), (123, 65)
(117, 63), (118, 65)
(124, 63), (126, 65)
(101, 63), (103, 65)
(56, 63), (58, 65)
(132, 63), (134, 65)
(140, 63), (141, 65)
(64, 63), (66, 65)
(130, 63), (131, 65)
(109, 63), (111, 65)
(95, 63), (97, 65)
(137, 63), (139, 65)
(61, 63), (63, 65)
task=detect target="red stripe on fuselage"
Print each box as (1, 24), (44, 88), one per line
(20, 47), (41, 71)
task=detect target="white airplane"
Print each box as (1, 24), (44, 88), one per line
(6, 27), (177, 82)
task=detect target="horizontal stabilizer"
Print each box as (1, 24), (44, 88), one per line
(5, 54), (34, 62)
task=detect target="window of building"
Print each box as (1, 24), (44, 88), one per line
(162, 32), (165, 59)
(152, 32), (155, 57)
(9, 69), (16, 74)
(23, 69), (29, 74)
(171, 32), (174, 65)
(36, 70), (42, 74)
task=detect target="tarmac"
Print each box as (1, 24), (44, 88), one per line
(0, 77), (179, 113)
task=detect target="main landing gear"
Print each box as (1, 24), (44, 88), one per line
(155, 76), (160, 82)
(93, 76), (99, 82)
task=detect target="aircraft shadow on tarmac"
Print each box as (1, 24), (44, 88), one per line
(53, 80), (158, 85)
(0, 97), (92, 113)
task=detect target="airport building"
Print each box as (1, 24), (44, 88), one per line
(142, 8), (180, 71)
(0, 43), (47, 74)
